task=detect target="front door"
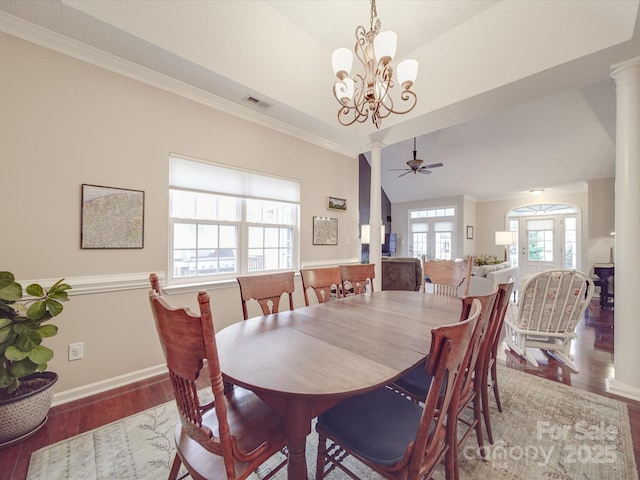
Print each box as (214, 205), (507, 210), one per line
(518, 215), (563, 275)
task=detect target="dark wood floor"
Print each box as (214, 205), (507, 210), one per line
(1, 300), (638, 479)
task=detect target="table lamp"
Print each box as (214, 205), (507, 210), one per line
(495, 231), (517, 262)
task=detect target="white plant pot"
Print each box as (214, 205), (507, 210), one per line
(0, 371), (57, 448)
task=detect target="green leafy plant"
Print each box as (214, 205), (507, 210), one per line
(475, 254), (502, 266)
(0, 271), (71, 397)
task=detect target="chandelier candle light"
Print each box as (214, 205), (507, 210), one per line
(332, 0), (418, 128)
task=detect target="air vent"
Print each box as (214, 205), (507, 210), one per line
(242, 95), (271, 109)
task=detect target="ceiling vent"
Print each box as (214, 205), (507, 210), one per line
(242, 95), (271, 109)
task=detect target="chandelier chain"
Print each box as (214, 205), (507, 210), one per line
(370, 0), (377, 31)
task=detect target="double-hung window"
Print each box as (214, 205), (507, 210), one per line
(169, 155), (299, 284)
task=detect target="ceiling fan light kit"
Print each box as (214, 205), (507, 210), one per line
(331, 0), (418, 128)
(389, 138), (444, 177)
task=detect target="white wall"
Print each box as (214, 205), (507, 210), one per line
(1, 33), (359, 397)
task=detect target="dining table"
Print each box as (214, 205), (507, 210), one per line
(215, 289), (462, 479)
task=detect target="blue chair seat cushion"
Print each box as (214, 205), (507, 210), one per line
(394, 362), (432, 399)
(317, 386), (424, 466)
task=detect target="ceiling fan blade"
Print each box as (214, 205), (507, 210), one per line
(418, 169), (433, 175)
(422, 162), (443, 169)
(389, 168), (410, 171)
(398, 170), (413, 178)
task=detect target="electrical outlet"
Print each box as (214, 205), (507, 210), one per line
(68, 342), (84, 361)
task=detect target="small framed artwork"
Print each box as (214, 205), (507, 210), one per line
(466, 225), (474, 240)
(327, 196), (347, 211)
(313, 216), (338, 245)
(81, 184), (145, 249)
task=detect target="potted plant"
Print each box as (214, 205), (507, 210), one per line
(0, 271), (71, 447)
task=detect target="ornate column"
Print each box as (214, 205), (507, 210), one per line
(608, 57), (640, 401)
(368, 142), (384, 291)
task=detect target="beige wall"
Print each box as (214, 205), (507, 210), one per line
(476, 191), (589, 270)
(2, 33), (359, 395)
(392, 191), (593, 271)
(587, 178), (615, 269)
(391, 195), (466, 258)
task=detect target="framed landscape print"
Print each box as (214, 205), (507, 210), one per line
(81, 184), (145, 249)
(327, 196), (347, 211)
(313, 216), (338, 245)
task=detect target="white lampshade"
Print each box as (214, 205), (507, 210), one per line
(495, 231), (517, 246)
(361, 224), (386, 245)
(397, 59), (418, 88)
(332, 48), (353, 77)
(374, 31), (397, 63)
(334, 78), (354, 104)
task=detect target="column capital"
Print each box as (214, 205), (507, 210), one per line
(367, 141), (386, 151)
(610, 56), (640, 82)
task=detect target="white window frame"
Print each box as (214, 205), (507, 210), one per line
(408, 207), (456, 260)
(168, 155), (300, 286)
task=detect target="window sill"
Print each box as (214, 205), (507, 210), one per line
(163, 278), (239, 295)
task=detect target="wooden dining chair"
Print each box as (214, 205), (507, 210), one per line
(148, 283), (287, 480)
(149, 272), (162, 295)
(236, 271), (295, 319)
(391, 287), (498, 480)
(422, 255), (473, 297)
(300, 267), (344, 306)
(339, 263), (375, 295)
(478, 278), (515, 444)
(315, 299), (481, 480)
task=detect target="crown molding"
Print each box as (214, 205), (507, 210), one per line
(0, 11), (350, 157)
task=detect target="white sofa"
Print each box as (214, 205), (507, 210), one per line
(463, 262), (520, 296)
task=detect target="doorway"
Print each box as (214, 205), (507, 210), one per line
(507, 204), (581, 277)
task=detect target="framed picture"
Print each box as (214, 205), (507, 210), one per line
(81, 184), (145, 249)
(327, 196), (347, 211)
(466, 225), (474, 240)
(313, 216), (338, 245)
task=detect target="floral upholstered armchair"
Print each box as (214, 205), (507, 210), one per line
(504, 269), (594, 372)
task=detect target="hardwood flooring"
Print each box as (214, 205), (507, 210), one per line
(1, 300), (638, 479)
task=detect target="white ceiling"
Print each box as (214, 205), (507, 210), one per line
(1, 0), (638, 202)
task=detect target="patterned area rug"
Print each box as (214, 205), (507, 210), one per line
(27, 366), (638, 479)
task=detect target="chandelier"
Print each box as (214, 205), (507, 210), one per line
(331, 0), (418, 129)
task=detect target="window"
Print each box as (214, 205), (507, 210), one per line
(409, 207), (456, 260)
(169, 156), (299, 284)
(527, 218), (554, 262)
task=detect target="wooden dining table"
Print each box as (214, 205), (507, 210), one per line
(215, 290), (462, 479)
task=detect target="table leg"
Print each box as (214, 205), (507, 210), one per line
(282, 399), (313, 479)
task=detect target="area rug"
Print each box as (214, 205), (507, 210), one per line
(27, 366), (638, 480)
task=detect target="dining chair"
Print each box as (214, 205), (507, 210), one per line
(504, 269), (594, 372)
(478, 278), (515, 444)
(422, 255), (473, 297)
(339, 263), (375, 295)
(148, 281), (287, 480)
(149, 272), (161, 295)
(300, 267), (344, 306)
(315, 299), (481, 480)
(391, 288), (498, 480)
(236, 271), (295, 319)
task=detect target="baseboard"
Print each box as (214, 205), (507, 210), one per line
(606, 376), (640, 402)
(52, 364), (168, 406)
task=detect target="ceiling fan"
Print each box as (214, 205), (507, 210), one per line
(390, 137), (443, 177)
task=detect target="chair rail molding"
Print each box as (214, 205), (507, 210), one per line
(17, 272), (166, 296)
